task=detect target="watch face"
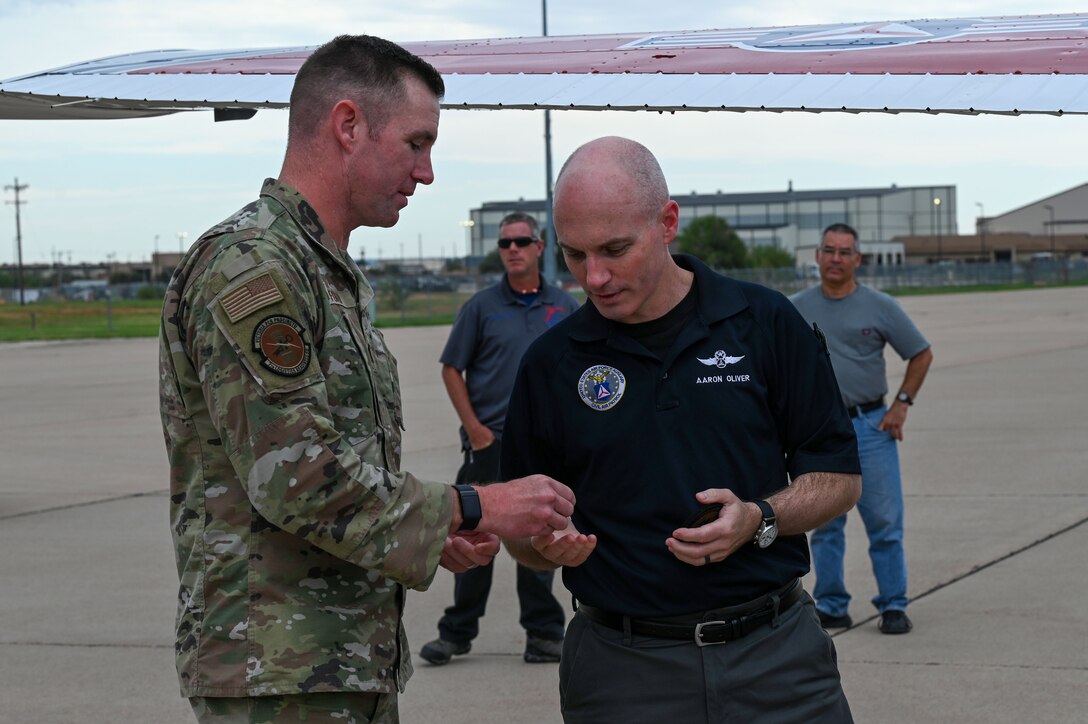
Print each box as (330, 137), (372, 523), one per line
(757, 524), (778, 548)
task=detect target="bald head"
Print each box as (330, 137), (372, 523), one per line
(551, 137), (687, 324)
(554, 136), (669, 225)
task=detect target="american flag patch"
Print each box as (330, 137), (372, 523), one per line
(220, 273), (284, 323)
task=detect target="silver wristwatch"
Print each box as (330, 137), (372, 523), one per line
(753, 499), (778, 548)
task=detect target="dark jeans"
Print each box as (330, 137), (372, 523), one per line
(436, 441), (566, 644)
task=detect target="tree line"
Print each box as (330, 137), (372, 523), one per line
(478, 216), (794, 275)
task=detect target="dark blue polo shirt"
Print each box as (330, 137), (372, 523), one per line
(441, 276), (580, 449)
(501, 255), (860, 617)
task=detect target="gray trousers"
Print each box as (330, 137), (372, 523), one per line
(559, 591), (852, 724)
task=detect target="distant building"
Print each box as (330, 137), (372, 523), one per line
(468, 184), (957, 268)
(900, 183), (1088, 264)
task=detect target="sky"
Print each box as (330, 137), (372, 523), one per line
(2, 0), (1087, 265)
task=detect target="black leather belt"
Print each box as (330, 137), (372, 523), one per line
(848, 398), (885, 418)
(576, 580), (803, 647)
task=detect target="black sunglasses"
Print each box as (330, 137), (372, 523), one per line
(497, 236), (537, 249)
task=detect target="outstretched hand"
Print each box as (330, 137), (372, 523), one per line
(531, 518), (597, 567)
(665, 488), (760, 567)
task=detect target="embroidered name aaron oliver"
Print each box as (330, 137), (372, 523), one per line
(696, 374), (751, 384)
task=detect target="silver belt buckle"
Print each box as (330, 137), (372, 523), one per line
(694, 620), (728, 647)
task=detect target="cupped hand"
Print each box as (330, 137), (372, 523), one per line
(439, 530), (500, 573)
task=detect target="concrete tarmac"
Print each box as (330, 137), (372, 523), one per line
(0, 286), (1085, 723)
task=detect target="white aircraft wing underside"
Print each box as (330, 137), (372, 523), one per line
(3, 14), (1088, 120)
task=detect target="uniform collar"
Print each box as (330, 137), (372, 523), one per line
(260, 179), (355, 267)
(570, 254), (749, 342)
(259, 178), (373, 306)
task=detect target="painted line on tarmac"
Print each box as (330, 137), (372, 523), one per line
(0, 489), (165, 522)
(831, 514), (1087, 636)
(0, 641), (170, 650)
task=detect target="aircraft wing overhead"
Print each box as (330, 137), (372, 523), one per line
(3, 14), (1088, 120)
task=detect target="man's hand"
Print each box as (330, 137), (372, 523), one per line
(467, 423), (496, 452)
(531, 518), (597, 567)
(476, 475), (576, 538)
(879, 403), (908, 441)
(439, 531), (500, 573)
(665, 488), (761, 566)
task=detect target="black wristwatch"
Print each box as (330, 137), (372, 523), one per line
(454, 484), (482, 531)
(752, 499), (778, 549)
(896, 391), (914, 406)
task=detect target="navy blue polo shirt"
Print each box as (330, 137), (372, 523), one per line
(501, 255), (860, 617)
(441, 276), (580, 449)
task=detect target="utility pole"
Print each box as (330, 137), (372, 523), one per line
(541, 0), (558, 285)
(5, 178), (28, 305)
(933, 196), (942, 261)
(975, 202), (986, 260)
(1043, 204), (1055, 256)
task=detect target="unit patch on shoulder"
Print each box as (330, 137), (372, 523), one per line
(220, 272), (284, 323)
(253, 315), (311, 377)
(578, 365), (626, 411)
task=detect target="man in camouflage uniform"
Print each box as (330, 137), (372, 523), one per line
(159, 35), (576, 723)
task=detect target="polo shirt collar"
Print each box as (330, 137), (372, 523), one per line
(569, 254), (750, 343)
(499, 274), (565, 307)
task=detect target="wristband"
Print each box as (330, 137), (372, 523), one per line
(454, 484), (482, 531)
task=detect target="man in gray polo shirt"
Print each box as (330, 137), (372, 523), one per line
(420, 212), (581, 665)
(790, 222), (933, 635)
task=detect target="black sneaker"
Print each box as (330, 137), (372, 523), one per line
(878, 610), (913, 635)
(419, 638), (471, 665)
(817, 609), (853, 629)
(524, 636), (563, 663)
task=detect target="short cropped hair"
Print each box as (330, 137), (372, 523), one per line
(822, 222), (858, 241)
(288, 34), (444, 142)
(498, 212), (540, 239)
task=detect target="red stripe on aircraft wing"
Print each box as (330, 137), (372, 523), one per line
(127, 24), (1088, 77)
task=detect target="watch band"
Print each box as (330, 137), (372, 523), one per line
(754, 499), (776, 524)
(454, 484), (482, 531)
(896, 391), (914, 405)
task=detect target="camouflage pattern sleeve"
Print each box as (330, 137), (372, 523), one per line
(185, 239), (453, 590)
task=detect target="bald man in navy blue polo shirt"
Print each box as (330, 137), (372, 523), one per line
(501, 137), (862, 723)
(420, 212), (581, 667)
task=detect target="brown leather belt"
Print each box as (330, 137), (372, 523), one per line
(576, 580), (803, 647)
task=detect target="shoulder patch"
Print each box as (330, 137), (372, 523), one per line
(252, 315), (312, 377)
(220, 272), (284, 323)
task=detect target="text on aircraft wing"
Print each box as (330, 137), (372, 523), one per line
(2, 14), (1088, 120)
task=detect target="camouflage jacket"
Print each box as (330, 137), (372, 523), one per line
(159, 179), (453, 698)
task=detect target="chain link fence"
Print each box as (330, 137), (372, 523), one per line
(2, 261), (1085, 338)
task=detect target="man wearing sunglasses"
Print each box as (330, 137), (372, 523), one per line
(420, 212), (581, 666)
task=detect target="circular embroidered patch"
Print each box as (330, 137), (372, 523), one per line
(252, 315), (311, 377)
(578, 365), (626, 411)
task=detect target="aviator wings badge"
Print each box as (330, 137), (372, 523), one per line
(697, 350), (745, 368)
